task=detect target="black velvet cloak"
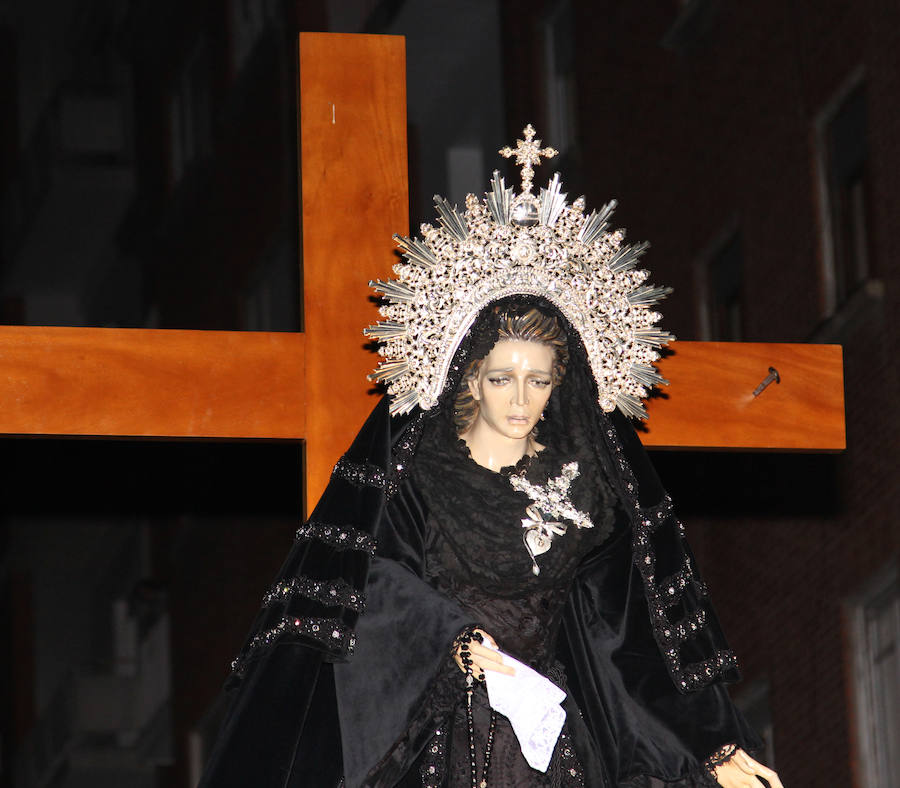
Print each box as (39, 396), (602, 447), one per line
(199, 300), (760, 788)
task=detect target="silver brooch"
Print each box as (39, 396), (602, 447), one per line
(509, 462), (594, 575)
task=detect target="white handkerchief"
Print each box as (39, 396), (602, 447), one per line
(483, 650), (566, 772)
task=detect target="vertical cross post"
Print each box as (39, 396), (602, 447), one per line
(298, 33), (409, 509)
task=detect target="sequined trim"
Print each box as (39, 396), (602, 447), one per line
(657, 607), (708, 645)
(332, 455), (387, 489)
(333, 433), (424, 499)
(557, 730), (585, 786)
(230, 616), (355, 678)
(419, 725), (447, 788)
(386, 411), (426, 500)
(656, 558), (701, 609)
(602, 421), (737, 693)
(295, 521), (377, 556)
(262, 576), (366, 613)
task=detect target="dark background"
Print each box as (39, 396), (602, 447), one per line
(1, 2), (897, 787)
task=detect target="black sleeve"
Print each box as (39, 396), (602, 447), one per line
(335, 479), (478, 788)
(556, 409), (761, 786)
(199, 399), (394, 788)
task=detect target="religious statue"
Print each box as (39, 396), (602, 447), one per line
(199, 126), (783, 788)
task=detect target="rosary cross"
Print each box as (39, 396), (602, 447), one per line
(499, 124), (558, 195)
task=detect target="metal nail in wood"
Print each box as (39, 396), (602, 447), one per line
(752, 367), (780, 397)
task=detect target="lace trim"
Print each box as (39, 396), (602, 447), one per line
(295, 521), (377, 555)
(602, 421), (738, 693)
(261, 576), (366, 613)
(230, 616), (355, 678)
(699, 743), (738, 785)
(453, 432), (540, 477)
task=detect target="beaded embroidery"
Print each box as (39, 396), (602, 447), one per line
(332, 455), (387, 490)
(601, 421), (738, 693)
(419, 726), (447, 788)
(656, 557), (702, 609)
(386, 410), (427, 499)
(332, 415), (426, 500)
(262, 576), (366, 613)
(230, 616), (355, 678)
(557, 731), (585, 786)
(295, 521), (377, 556)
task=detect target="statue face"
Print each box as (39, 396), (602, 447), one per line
(467, 339), (555, 442)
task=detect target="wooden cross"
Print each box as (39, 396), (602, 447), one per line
(0, 34), (844, 514)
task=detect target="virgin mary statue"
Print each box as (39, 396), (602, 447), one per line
(199, 126), (782, 788)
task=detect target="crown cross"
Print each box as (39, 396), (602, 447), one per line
(499, 124), (558, 194)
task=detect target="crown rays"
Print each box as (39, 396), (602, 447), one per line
(366, 126), (673, 419)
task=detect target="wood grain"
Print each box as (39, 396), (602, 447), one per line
(0, 38), (845, 519)
(298, 33), (409, 508)
(0, 326), (305, 439)
(643, 341), (845, 450)
(0, 329), (845, 453)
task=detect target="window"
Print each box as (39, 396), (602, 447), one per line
(543, 0), (577, 156)
(243, 235), (301, 331)
(169, 39), (212, 184)
(848, 564), (900, 787)
(229, 0), (276, 75)
(702, 233), (744, 341)
(814, 72), (871, 314)
(734, 680), (776, 769)
(660, 0), (716, 55)
(189, 694), (228, 787)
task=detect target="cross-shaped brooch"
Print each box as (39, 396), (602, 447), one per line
(509, 461), (594, 575)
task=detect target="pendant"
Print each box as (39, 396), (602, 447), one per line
(510, 461), (595, 575)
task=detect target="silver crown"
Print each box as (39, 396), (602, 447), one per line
(365, 124), (673, 419)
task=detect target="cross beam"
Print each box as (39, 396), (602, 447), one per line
(0, 34), (844, 513)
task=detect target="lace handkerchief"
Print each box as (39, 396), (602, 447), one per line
(483, 650), (566, 772)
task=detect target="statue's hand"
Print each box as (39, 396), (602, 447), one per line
(713, 747), (784, 788)
(452, 628), (515, 680)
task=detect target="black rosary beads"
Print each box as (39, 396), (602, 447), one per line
(455, 629), (498, 788)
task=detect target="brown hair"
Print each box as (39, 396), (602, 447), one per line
(453, 306), (568, 434)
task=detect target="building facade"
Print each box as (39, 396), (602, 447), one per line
(1, 1), (897, 787)
(500, 1), (898, 785)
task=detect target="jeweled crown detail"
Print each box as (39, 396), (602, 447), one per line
(365, 125), (673, 419)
